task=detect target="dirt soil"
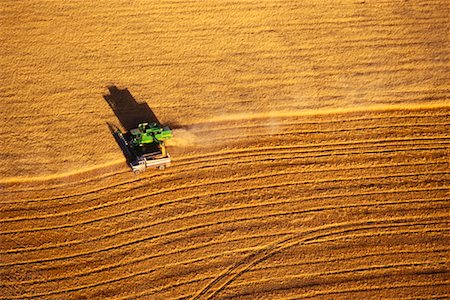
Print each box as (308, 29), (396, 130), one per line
(1, 1), (449, 299)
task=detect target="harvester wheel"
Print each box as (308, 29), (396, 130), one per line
(158, 165), (166, 170)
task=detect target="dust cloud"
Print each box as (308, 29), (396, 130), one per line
(165, 111), (284, 151)
(165, 128), (198, 148)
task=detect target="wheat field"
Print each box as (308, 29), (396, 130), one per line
(1, 1), (449, 299)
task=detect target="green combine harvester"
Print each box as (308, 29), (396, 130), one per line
(114, 122), (173, 173)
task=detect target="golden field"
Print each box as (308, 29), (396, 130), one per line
(0, 0), (449, 299)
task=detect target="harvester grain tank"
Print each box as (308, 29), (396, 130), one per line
(114, 122), (173, 173)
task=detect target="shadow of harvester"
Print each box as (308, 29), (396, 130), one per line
(104, 85), (164, 165)
(103, 85), (160, 131)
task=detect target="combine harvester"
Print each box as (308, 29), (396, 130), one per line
(114, 122), (173, 173)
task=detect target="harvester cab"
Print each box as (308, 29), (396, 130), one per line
(114, 122), (173, 173)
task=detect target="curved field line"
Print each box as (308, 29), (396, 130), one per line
(1, 116), (447, 187)
(1, 170), (447, 238)
(2, 142), (447, 205)
(2, 136), (447, 196)
(1, 159), (445, 223)
(191, 218), (450, 300)
(160, 145), (449, 171)
(0, 159), (125, 185)
(1, 198), (447, 285)
(172, 140), (450, 168)
(124, 228), (450, 300)
(175, 136), (450, 162)
(3, 169), (446, 237)
(219, 261), (447, 291)
(0, 183), (448, 245)
(1, 183), (447, 241)
(2, 217), (448, 299)
(1, 193), (447, 271)
(1, 195), (447, 276)
(3, 236), (448, 288)
(120, 226), (449, 300)
(0, 168), (130, 194)
(250, 248), (450, 272)
(293, 282), (450, 299)
(394, 295), (450, 300)
(3, 105), (447, 185)
(1, 195), (448, 268)
(0, 233), (282, 286)
(4, 248), (448, 298)
(3, 135), (447, 199)
(3, 137), (449, 193)
(1, 184), (447, 256)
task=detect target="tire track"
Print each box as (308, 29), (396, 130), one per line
(0, 192), (447, 268)
(1, 170), (447, 239)
(3, 110), (447, 189)
(4, 165), (445, 233)
(384, 296), (450, 300)
(3, 133), (447, 198)
(1, 200), (447, 270)
(294, 282), (450, 299)
(218, 261), (448, 293)
(191, 217), (450, 300)
(2, 141), (447, 206)
(0, 184), (448, 244)
(3, 236), (447, 288)
(4, 245), (448, 300)
(1, 160), (446, 224)
(3, 135), (445, 195)
(2, 217), (448, 299)
(1, 198), (447, 270)
(2, 110), (446, 190)
(1, 234), (280, 287)
(225, 274), (450, 300)
(249, 248), (450, 273)
(172, 140), (450, 168)
(123, 228), (450, 300)
(118, 227), (449, 299)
